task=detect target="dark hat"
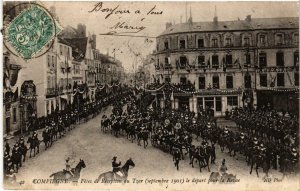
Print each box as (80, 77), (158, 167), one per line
(112, 156), (117, 160)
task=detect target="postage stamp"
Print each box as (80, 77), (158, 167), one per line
(4, 4), (57, 60)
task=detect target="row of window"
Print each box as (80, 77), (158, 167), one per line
(167, 72), (299, 90)
(158, 51), (299, 69)
(161, 33), (299, 50)
(259, 73), (299, 87)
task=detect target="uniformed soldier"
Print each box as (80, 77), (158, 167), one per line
(112, 156), (122, 173)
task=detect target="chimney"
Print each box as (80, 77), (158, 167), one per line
(213, 5), (218, 24)
(77, 24), (86, 37)
(166, 22), (172, 29)
(245, 15), (251, 22)
(91, 34), (96, 49)
(213, 16), (218, 24)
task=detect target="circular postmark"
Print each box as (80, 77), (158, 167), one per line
(3, 2), (59, 60)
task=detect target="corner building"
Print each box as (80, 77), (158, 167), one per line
(154, 16), (299, 116)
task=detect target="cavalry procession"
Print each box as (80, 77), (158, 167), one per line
(3, 82), (299, 184)
(3, 86), (131, 183)
(101, 87), (299, 179)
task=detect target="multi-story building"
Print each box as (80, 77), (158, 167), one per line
(56, 38), (73, 110)
(3, 49), (22, 135)
(154, 15), (299, 116)
(65, 35), (96, 102)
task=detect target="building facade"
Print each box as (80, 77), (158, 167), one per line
(154, 15), (299, 116)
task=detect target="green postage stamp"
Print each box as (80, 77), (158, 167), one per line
(5, 4), (56, 60)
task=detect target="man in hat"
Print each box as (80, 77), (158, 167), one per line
(112, 156), (122, 174)
(173, 148), (181, 171)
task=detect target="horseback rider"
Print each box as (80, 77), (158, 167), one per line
(112, 156), (122, 174)
(65, 157), (74, 177)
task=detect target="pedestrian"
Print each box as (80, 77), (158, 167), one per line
(173, 148), (181, 171)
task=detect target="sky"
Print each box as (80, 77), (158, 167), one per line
(43, 1), (299, 73)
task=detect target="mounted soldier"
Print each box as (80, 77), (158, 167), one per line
(64, 157), (74, 177)
(112, 156), (122, 176)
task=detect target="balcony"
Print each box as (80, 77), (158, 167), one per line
(46, 88), (56, 96)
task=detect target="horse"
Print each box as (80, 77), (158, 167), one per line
(49, 159), (86, 184)
(11, 149), (22, 173)
(101, 118), (110, 133)
(190, 146), (211, 172)
(42, 130), (51, 150)
(27, 137), (40, 158)
(111, 121), (121, 138)
(96, 158), (135, 182)
(249, 154), (269, 177)
(208, 172), (237, 184)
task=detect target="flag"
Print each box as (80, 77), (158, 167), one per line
(223, 56), (227, 72)
(175, 59), (180, 69)
(207, 58), (211, 69)
(186, 60), (191, 73)
(237, 58), (242, 70)
(270, 75), (277, 87)
(170, 91), (174, 101)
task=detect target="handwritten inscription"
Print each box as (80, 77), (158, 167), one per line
(110, 22), (146, 33)
(89, 2), (163, 34)
(88, 2), (131, 19)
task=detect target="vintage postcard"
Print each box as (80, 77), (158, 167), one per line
(2, 1), (299, 190)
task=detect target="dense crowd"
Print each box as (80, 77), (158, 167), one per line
(3, 87), (131, 184)
(4, 87), (299, 183)
(102, 94), (299, 177)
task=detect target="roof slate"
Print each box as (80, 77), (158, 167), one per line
(159, 17), (299, 36)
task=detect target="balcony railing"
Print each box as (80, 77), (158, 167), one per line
(46, 88), (56, 95)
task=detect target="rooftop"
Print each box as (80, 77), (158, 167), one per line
(64, 37), (88, 62)
(159, 17), (299, 36)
